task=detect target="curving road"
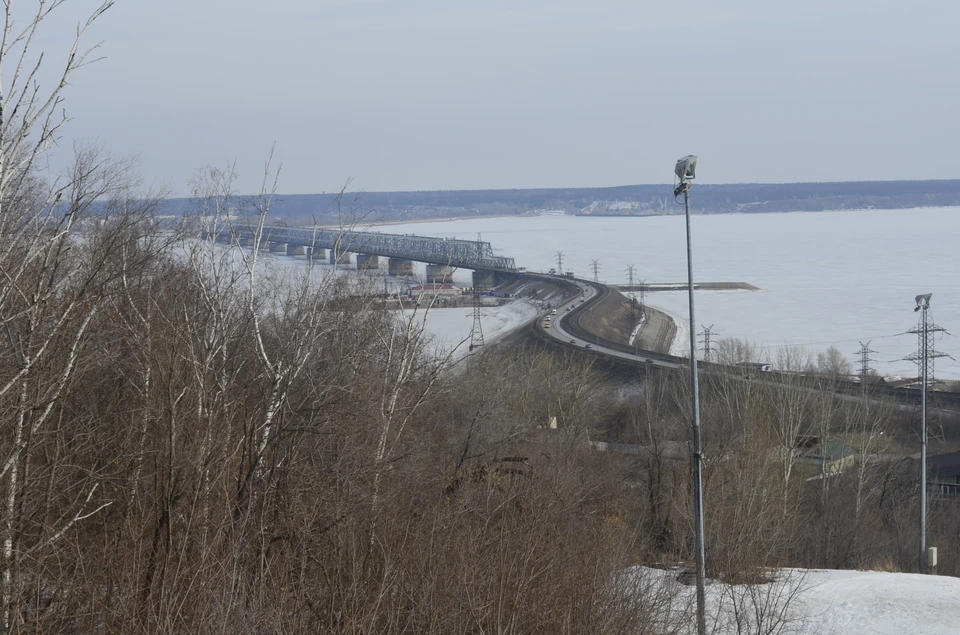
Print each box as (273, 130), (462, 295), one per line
(523, 273), (960, 413)
(528, 274), (680, 369)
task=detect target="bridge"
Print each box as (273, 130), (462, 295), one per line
(218, 226), (517, 285)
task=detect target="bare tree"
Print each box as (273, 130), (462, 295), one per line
(816, 345), (853, 377)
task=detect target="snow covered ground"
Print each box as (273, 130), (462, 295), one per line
(403, 299), (538, 363)
(634, 566), (960, 634)
(792, 569), (960, 635)
(180, 239), (539, 363)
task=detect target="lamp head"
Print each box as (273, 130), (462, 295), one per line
(915, 293), (932, 311)
(675, 155), (698, 182)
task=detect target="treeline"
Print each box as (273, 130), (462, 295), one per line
(0, 156), (698, 631)
(160, 179), (960, 226)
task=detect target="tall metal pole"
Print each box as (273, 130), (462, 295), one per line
(920, 301), (927, 574)
(684, 187), (707, 634)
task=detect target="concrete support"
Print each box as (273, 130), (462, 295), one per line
(472, 270), (496, 291)
(269, 242), (286, 253)
(286, 244), (306, 256)
(425, 264), (456, 283)
(329, 249), (351, 265)
(309, 247), (326, 261)
(494, 270), (517, 287)
(256, 240), (270, 251)
(388, 258), (414, 276)
(356, 254), (379, 270)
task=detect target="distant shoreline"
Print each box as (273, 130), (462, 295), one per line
(314, 205), (959, 229)
(320, 212), (546, 229)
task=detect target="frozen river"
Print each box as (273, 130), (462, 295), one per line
(380, 207), (960, 378)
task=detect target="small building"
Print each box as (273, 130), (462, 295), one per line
(408, 283), (460, 299)
(794, 436), (856, 475)
(927, 451), (960, 496)
(736, 361), (772, 373)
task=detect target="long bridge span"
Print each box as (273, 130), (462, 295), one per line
(218, 226), (517, 285)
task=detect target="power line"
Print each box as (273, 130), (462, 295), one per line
(740, 331), (914, 350)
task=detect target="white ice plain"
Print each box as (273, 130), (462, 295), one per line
(387, 207), (960, 379)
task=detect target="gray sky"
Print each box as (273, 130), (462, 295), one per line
(37, 0), (960, 195)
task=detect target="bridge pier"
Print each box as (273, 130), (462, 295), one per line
(329, 249), (351, 265)
(425, 264), (456, 283)
(356, 254), (379, 270)
(472, 270), (496, 290)
(494, 270), (516, 287)
(309, 247), (326, 261)
(269, 242), (286, 254)
(388, 258), (414, 276)
(286, 245), (305, 256)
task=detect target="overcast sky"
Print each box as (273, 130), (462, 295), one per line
(35, 0), (960, 195)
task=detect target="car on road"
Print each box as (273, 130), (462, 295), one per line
(569, 338), (576, 343)
(585, 344), (592, 349)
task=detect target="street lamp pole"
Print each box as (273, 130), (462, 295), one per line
(915, 293), (931, 573)
(675, 155), (706, 635)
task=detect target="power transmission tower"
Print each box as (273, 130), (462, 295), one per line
(856, 341), (877, 377)
(469, 234), (485, 351)
(470, 291), (484, 351)
(591, 259), (600, 282)
(699, 325), (715, 361)
(555, 250), (564, 274)
(626, 264), (637, 322)
(905, 317), (949, 388)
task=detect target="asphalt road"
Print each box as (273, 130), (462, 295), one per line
(525, 274), (960, 415)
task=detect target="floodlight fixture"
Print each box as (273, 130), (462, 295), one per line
(675, 155), (698, 182)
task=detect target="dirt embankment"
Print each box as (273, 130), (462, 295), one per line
(578, 288), (676, 354)
(636, 306), (676, 354)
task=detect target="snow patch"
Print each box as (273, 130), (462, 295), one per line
(629, 566), (960, 635)
(627, 312), (646, 347)
(410, 299), (538, 362)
